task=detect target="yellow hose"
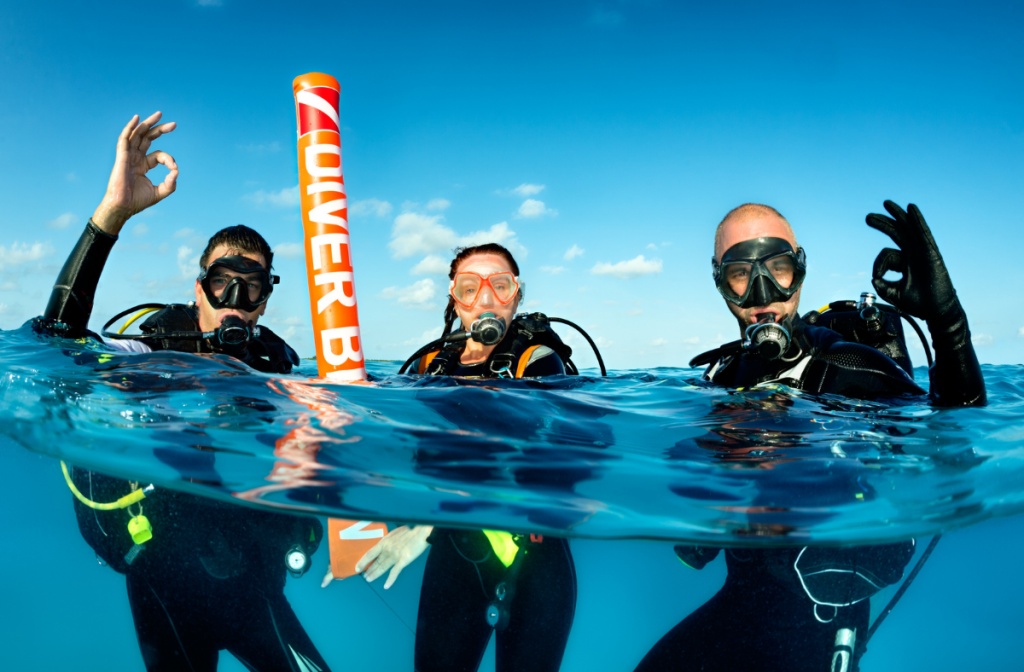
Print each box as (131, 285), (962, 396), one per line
(60, 461), (152, 510)
(117, 307), (162, 334)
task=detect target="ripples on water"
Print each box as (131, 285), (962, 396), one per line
(2, 322), (1023, 670)
(1, 322), (1022, 545)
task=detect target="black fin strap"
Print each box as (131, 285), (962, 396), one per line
(40, 221), (117, 337)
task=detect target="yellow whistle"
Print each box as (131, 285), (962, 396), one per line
(128, 515), (153, 544)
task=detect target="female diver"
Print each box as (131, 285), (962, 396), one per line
(354, 243), (578, 672)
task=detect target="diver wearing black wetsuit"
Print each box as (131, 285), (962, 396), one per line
(35, 112), (331, 672)
(635, 201), (986, 672)
(39, 221), (332, 672)
(411, 316), (578, 672)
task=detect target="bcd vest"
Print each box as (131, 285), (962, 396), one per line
(138, 304), (299, 374)
(418, 312), (573, 379)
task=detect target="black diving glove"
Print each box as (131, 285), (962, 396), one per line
(865, 201), (959, 325)
(865, 201), (985, 406)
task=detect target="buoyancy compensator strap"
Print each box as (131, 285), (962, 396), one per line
(420, 338), (466, 376)
(488, 312), (573, 378)
(138, 304), (210, 353)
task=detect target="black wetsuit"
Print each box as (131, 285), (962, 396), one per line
(71, 467), (329, 672)
(39, 221), (331, 672)
(411, 337), (578, 672)
(636, 316), (975, 672)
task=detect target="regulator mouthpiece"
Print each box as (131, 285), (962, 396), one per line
(470, 313), (506, 346)
(743, 313), (791, 360)
(205, 315), (257, 347)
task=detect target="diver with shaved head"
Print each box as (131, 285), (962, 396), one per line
(635, 201), (985, 671)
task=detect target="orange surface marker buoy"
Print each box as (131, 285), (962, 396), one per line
(294, 73), (386, 578)
(294, 72), (365, 382)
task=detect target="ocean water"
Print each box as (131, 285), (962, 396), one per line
(1, 321), (1022, 671)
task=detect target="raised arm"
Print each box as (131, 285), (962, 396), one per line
(866, 201), (986, 407)
(39, 113), (177, 336)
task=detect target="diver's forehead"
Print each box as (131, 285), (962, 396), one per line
(716, 214), (796, 260)
(206, 244), (267, 270)
(455, 253), (514, 276)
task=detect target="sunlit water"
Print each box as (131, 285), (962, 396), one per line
(2, 322), (1022, 670)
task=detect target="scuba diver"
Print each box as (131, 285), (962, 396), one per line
(338, 243), (590, 672)
(634, 202), (986, 672)
(34, 112), (331, 671)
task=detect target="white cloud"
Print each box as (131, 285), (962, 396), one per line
(517, 199), (556, 218)
(513, 184), (545, 197)
(66, 172), (78, 182)
(178, 245), (198, 279)
(540, 266), (566, 275)
(412, 255), (450, 275)
(591, 255), (663, 278)
(1018, 326), (1024, 337)
(459, 221), (523, 254)
(426, 198), (451, 211)
(48, 212), (75, 229)
(404, 327), (445, 348)
(0, 241), (53, 266)
(381, 278), (437, 308)
(389, 213), (457, 259)
(244, 185), (300, 208)
(175, 228), (197, 239)
(264, 315), (304, 342)
(972, 333), (993, 346)
(350, 198), (393, 218)
(564, 244), (584, 261)
(274, 242), (304, 259)
(651, 338), (669, 347)
(390, 212), (525, 262)
(132, 223), (149, 237)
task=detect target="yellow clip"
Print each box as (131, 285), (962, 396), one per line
(482, 530), (519, 568)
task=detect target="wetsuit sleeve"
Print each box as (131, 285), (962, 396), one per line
(926, 306), (986, 407)
(38, 221), (117, 337)
(521, 345), (566, 377)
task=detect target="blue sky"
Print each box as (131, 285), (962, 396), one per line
(1, 1), (1021, 369)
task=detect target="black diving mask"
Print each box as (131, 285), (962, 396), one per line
(713, 237), (806, 308)
(198, 256), (279, 312)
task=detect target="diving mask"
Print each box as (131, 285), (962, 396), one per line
(450, 272), (519, 309)
(198, 255), (279, 312)
(713, 237), (806, 308)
